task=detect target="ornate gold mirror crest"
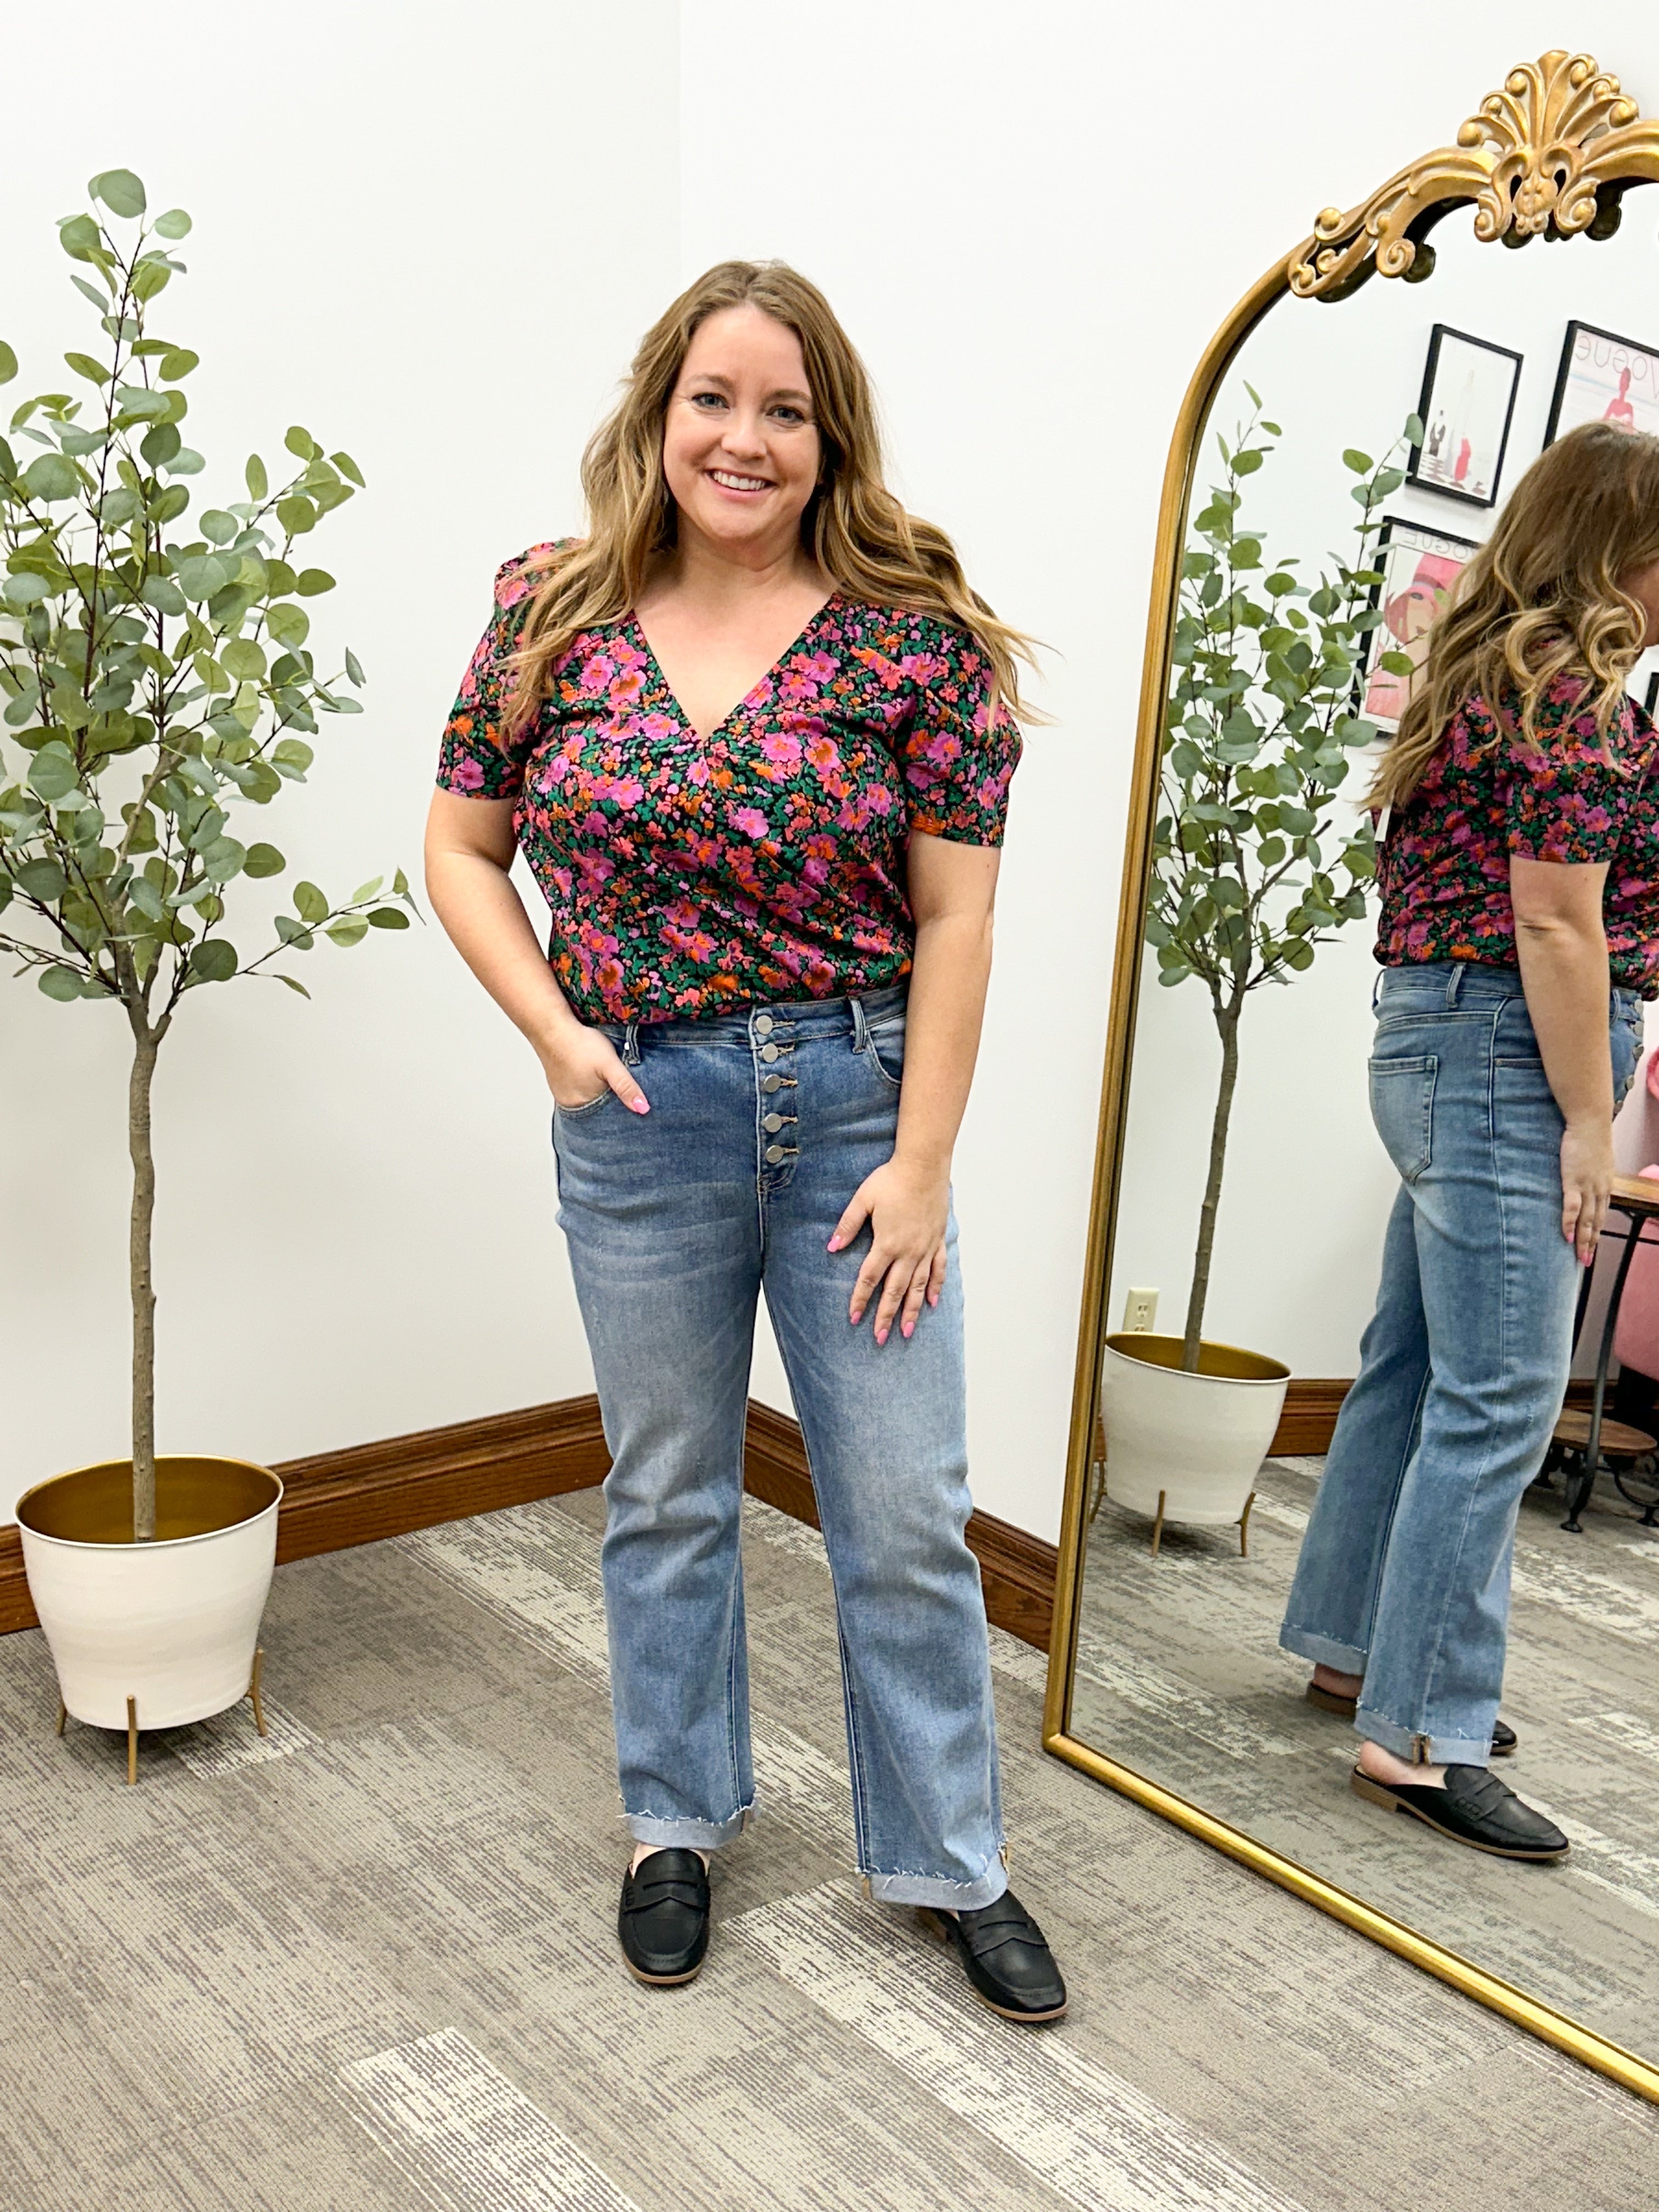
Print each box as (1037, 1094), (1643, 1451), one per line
(1045, 49), (1659, 2106)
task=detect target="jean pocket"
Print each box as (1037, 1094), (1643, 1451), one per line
(555, 1088), (613, 1122)
(1369, 1054), (1437, 1182)
(865, 1019), (905, 1088)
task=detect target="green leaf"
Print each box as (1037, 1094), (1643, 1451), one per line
(220, 636), (266, 680)
(175, 552), (230, 600)
(343, 646), (365, 687)
(351, 875), (385, 904)
(284, 425), (318, 460)
(296, 567), (336, 597)
(267, 601), (310, 649)
(245, 453), (268, 501)
(2, 572), (50, 608)
(187, 938), (238, 983)
(294, 880), (329, 925)
(162, 446), (204, 476)
(62, 350), (110, 386)
(141, 573), (187, 616)
(1404, 412), (1425, 447)
(275, 494), (316, 536)
(58, 213), (103, 261)
(0, 340), (16, 385)
(70, 275), (108, 311)
(22, 453), (79, 501)
(1233, 449), (1263, 476)
(326, 916), (369, 947)
(89, 168), (146, 218)
(38, 965), (84, 1001)
(199, 508), (239, 545)
(1341, 447), (1374, 475)
(149, 484), (190, 523)
(244, 842), (285, 879)
(16, 857), (67, 902)
(28, 744), (80, 802)
(159, 347), (199, 381)
(139, 421), (181, 467)
(331, 450), (365, 488)
(368, 905), (410, 929)
(273, 972), (311, 997)
(154, 207), (192, 240)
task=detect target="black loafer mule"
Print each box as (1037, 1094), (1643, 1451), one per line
(1306, 1683), (1517, 1756)
(617, 1849), (710, 1985)
(921, 1890), (1068, 2023)
(1349, 1763), (1568, 1860)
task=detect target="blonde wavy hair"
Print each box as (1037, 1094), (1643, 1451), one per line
(1370, 420), (1659, 810)
(503, 259), (1039, 735)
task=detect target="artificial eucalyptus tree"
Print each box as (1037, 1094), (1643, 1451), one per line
(0, 170), (414, 1538)
(1149, 394), (1423, 1370)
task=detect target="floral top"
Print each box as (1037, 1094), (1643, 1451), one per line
(1376, 677), (1659, 995)
(437, 544), (1022, 1022)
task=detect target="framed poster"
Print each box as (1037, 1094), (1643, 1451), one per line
(1546, 320), (1659, 444)
(1407, 325), (1522, 508)
(1357, 517), (1479, 734)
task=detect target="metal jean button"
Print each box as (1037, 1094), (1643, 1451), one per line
(763, 1113), (786, 1132)
(764, 1143), (786, 1164)
(762, 1073), (783, 1092)
(754, 1013), (774, 1036)
(760, 1043), (780, 1063)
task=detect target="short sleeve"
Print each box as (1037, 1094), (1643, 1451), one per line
(1504, 681), (1628, 865)
(900, 618), (1023, 844)
(436, 544), (562, 799)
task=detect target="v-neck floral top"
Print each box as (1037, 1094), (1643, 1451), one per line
(437, 543), (1022, 1022)
(1376, 676), (1659, 994)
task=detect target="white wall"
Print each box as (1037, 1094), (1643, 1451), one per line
(8, 4), (1659, 1541)
(0, 0), (679, 1519)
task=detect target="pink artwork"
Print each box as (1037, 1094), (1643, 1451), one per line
(1410, 325), (1522, 510)
(1359, 520), (1477, 733)
(1547, 321), (1659, 444)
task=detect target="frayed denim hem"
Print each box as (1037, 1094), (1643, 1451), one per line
(1278, 1624), (1368, 1673)
(627, 1799), (753, 1849)
(866, 1861), (1008, 1910)
(1354, 1709), (1490, 1768)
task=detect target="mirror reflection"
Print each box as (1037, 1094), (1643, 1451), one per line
(1075, 202), (1659, 2060)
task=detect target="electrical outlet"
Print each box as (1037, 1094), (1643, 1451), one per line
(1121, 1286), (1159, 1334)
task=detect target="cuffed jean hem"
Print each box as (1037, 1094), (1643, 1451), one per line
(626, 1802), (753, 1849)
(866, 1861), (1009, 1910)
(1354, 1709), (1490, 1768)
(1278, 1624), (1368, 1673)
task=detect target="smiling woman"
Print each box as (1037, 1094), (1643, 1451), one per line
(421, 260), (1069, 2023)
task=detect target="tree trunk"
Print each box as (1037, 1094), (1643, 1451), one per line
(127, 1012), (160, 1542)
(1182, 1002), (1242, 1373)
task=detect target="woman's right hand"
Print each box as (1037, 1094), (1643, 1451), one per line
(538, 1023), (651, 1115)
(1560, 1115), (1614, 1265)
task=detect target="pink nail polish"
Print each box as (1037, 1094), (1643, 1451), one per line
(630, 1099), (650, 1114)
(876, 1329), (888, 1346)
(902, 1321), (913, 1339)
(827, 1237), (842, 1252)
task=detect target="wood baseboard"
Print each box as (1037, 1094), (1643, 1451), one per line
(0, 1393), (1059, 1651)
(0, 1397), (613, 1638)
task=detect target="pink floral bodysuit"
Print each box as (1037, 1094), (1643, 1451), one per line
(437, 545), (1022, 1023)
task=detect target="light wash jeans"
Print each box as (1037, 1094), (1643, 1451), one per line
(552, 985), (1007, 1910)
(1280, 960), (1644, 1765)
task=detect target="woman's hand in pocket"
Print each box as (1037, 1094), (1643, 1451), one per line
(1560, 1115), (1614, 1265)
(830, 1158), (949, 1345)
(538, 1022), (650, 1115)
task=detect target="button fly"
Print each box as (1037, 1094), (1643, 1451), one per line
(762, 1073), (782, 1092)
(754, 1013), (774, 1036)
(760, 1043), (780, 1063)
(763, 1113), (786, 1132)
(764, 1144), (786, 1165)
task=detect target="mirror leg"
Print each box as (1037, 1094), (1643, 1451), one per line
(1239, 1491), (1256, 1558)
(1151, 1490), (1166, 1557)
(125, 1696), (138, 1786)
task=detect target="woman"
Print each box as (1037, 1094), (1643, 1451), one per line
(425, 261), (1067, 2019)
(1279, 421), (1659, 1860)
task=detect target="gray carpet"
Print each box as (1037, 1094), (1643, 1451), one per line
(1, 1487), (1655, 2211)
(1075, 1455), (1659, 2062)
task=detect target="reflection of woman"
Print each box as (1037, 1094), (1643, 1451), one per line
(425, 262), (1068, 2017)
(1279, 422), (1659, 1860)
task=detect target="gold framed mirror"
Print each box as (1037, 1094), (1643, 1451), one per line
(1044, 49), (1659, 2104)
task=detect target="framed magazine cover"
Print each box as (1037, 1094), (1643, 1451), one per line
(1406, 325), (1522, 509)
(1356, 516), (1479, 735)
(1545, 319), (1659, 445)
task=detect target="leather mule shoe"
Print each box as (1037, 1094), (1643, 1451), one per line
(1349, 1764), (1568, 1861)
(1306, 1682), (1517, 1756)
(617, 1849), (710, 1985)
(921, 1891), (1068, 2023)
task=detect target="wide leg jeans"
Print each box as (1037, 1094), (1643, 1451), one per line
(552, 985), (1007, 1909)
(1280, 960), (1644, 1764)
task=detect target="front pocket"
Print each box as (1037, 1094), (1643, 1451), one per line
(555, 1087), (613, 1120)
(865, 1023), (905, 1088)
(1369, 1054), (1437, 1182)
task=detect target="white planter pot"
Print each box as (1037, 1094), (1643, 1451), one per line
(16, 1457), (281, 1731)
(1101, 1332), (1289, 1539)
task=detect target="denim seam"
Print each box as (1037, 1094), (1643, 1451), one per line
(1414, 1006), (1505, 1748)
(1356, 1356), (1433, 1662)
(724, 1553), (745, 1819)
(768, 1324), (873, 1872)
